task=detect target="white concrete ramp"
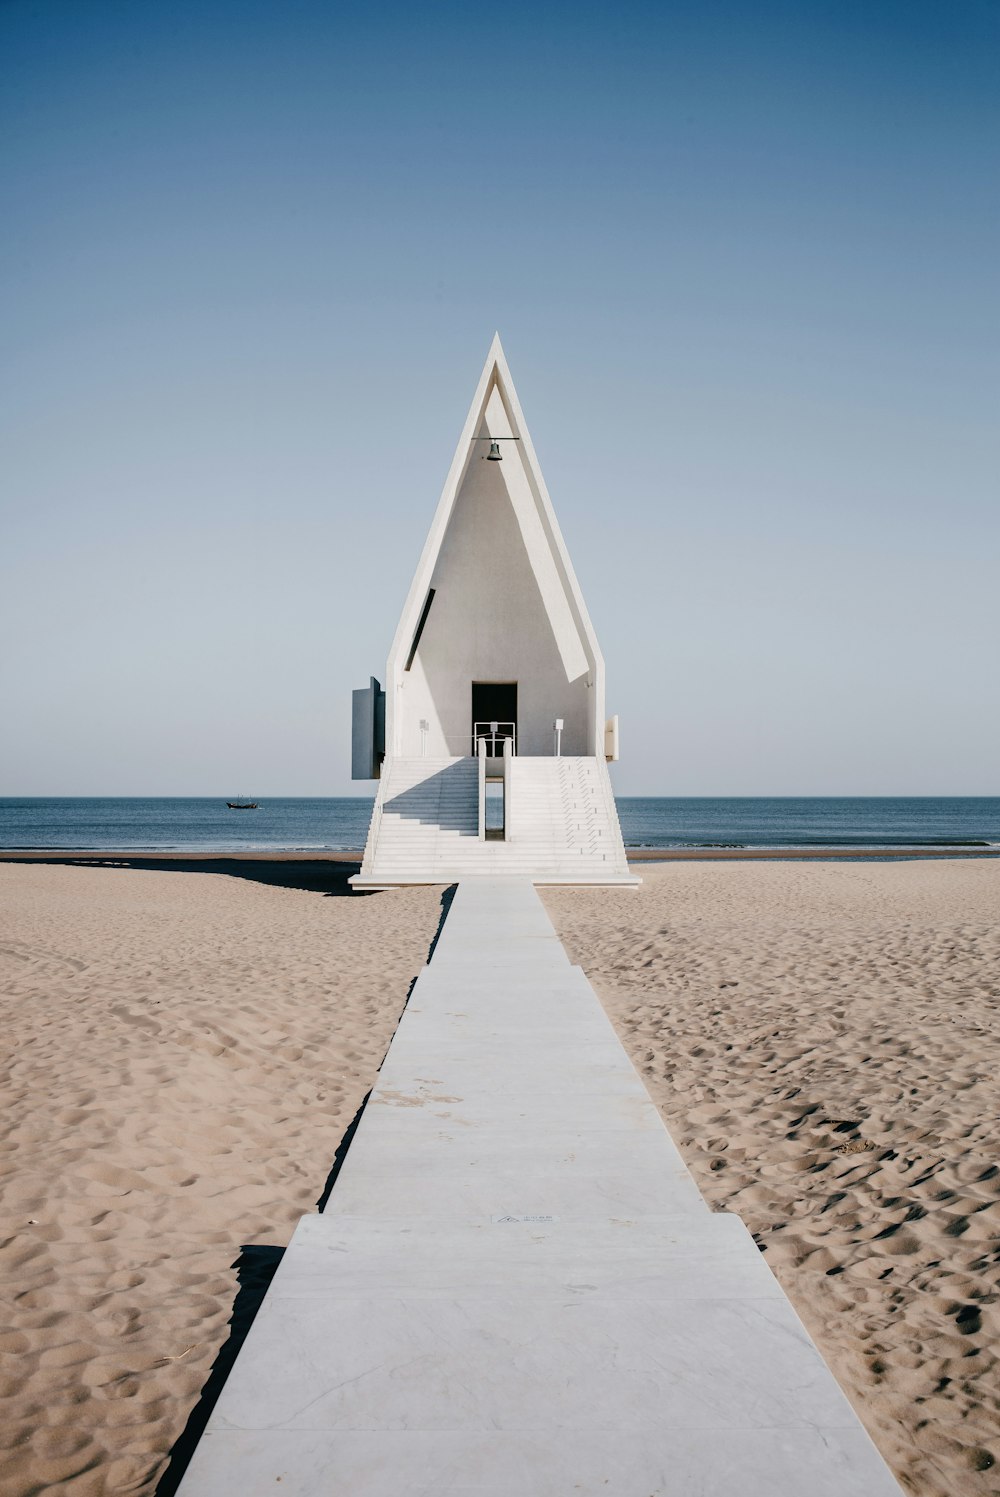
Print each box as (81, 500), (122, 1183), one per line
(176, 882), (900, 1496)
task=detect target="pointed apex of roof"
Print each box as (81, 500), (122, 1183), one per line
(385, 335), (605, 719)
(461, 334), (520, 447)
(482, 330), (506, 377)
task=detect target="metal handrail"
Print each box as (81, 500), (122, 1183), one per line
(502, 734), (513, 842)
(477, 738), (487, 841)
(472, 721), (516, 756)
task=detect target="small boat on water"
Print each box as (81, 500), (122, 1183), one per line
(226, 798), (259, 810)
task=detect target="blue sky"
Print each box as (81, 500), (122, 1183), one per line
(2, 0), (997, 794)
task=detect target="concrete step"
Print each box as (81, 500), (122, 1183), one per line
(360, 755), (631, 887)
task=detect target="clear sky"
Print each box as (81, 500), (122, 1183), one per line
(2, 0), (997, 795)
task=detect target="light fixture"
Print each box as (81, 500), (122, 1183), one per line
(486, 440), (503, 461)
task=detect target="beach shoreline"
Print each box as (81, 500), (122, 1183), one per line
(1, 844), (998, 868)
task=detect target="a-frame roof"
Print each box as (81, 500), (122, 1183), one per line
(387, 335), (603, 687)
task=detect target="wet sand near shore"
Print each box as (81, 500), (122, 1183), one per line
(1, 845), (998, 869)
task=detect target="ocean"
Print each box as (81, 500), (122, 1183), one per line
(1, 797), (998, 852)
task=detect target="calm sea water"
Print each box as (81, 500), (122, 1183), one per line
(1, 797), (998, 852)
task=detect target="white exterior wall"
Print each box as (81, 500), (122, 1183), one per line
(397, 432), (593, 757)
(384, 336), (607, 763)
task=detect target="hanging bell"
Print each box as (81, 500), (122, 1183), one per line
(486, 439), (503, 461)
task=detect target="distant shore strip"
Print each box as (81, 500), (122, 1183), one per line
(1, 846), (998, 865)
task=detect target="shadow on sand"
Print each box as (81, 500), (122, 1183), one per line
(0, 855), (367, 897)
(153, 1242), (286, 1496)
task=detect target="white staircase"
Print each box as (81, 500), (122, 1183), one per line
(352, 755), (637, 887)
(358, 757), (479, 881)
(509, 756), (632, 879)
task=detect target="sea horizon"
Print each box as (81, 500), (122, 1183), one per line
(3, 795), (999, 853)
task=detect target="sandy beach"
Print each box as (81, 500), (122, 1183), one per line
(544, 860), (1000, 1497)
(0, 861), (444, 1495)
(1, 856), (998, 1495)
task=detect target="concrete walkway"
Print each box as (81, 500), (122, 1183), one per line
(176, 880), (900, 1496)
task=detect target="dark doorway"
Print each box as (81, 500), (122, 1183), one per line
(472, 682), (517, 754)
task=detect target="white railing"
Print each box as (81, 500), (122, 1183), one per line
(472, 721), (516, 756)
(477, 738), (487, 841)
(502, 735), (513, 842)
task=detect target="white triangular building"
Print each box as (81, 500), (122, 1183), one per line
(350, 335), (637, 887)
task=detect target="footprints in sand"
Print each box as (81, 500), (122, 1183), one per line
(544, 860), (1000, 1497)
(0, 862), (444, 1497)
